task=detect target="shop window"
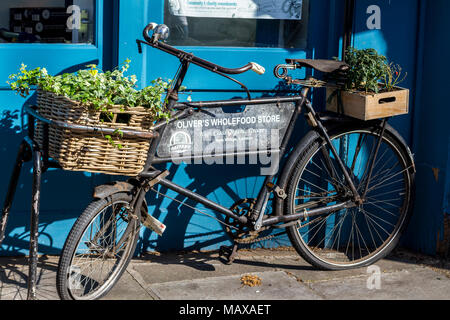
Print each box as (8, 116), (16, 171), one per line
(0, 0), (95, 44)
(164, 0), (309, 48)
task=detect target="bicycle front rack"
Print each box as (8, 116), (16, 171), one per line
(0, 105), (154, 300)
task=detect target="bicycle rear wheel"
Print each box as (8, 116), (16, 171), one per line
(57, 193), (140, 300)
(285, 123), (415, 270)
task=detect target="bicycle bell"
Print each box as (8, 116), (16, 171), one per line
(154, 24), (170, 41)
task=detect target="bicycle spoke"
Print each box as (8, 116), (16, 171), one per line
(360, 160), (400, 192)
(299, 177), (335, 195)
(318, 151), (345, 187)
(359, 208), (392, 237)
(311, 158), (345, 189)
(304, 167), (344, 190)
(365, 196), (402, 209)
(307, 209), (350, 249)
(367, 187), (406, 199)
(328, 209), (350, 254)
(366, 166), (411, 194)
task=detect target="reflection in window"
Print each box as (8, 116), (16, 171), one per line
(0, 0), (95, 44)
(164, 0), (309, 48)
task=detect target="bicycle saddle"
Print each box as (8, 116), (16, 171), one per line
(285, 59), (349, 73)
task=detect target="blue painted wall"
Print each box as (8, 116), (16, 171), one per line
(0, 0), (448, 256)
(404, 0), (450, 255)
(0, 0), (113, 255)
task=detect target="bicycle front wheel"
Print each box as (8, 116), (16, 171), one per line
(285, 123), (415, 270)
(57, 193), (141, 300)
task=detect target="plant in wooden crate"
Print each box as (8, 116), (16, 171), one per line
(382, 62), (408, 92)
(7, 60), (171, 175)
(327, 47), (409, 121)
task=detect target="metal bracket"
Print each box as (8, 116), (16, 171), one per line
(144, 170), (170, 191)
(266, 182), (287, 200)
(306, 112), (318, 127)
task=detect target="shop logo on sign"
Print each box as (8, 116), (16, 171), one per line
(169, 131), (192, 154)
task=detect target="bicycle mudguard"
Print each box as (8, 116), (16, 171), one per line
(93, 181), (137, 199)
(92, 180), (167, 235)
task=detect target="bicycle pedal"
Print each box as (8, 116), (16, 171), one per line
(219, 243), (239, 265)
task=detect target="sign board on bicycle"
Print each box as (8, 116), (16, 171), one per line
(168, 0), (303, 20)
(157, 102), (296, 161)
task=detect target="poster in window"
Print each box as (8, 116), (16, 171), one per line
(168, 0), (303, 20)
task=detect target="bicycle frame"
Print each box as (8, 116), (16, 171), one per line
(130, 38), (369, 233)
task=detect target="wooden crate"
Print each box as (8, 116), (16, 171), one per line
(326, 87), (409, 121)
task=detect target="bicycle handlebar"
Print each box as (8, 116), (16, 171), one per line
(142, 23), (265, 76)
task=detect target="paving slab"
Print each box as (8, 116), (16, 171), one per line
(131, 248), (312, 285)
(0, 256), (59, 300)
(267, 255), (424, 283)
(308, 268), (450, 300)
(100, 270), (155, 300)
(148, 271), (323, 300)
(132, 248), (427, 286)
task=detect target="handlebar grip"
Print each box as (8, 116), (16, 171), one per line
(249, 62), (266, 75)
(143, 22), (158, 42)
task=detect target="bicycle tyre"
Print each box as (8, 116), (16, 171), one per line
(56, 192), (141, 300)
(285, 123), (415, 270)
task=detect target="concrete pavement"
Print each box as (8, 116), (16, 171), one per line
(0, 247), (449, 300)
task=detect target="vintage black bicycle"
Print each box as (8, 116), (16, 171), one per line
(1, 23), (415, 300)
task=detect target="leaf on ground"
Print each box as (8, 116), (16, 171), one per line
(240, 274), (262, 287)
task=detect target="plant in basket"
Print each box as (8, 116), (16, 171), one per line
(327, 47), (409, 121)
(7, 60), (172, 176)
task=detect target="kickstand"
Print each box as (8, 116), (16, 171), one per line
(219, 242), (239, 265)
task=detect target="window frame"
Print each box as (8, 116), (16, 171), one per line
(0, 0), (100, 48)
(163, 0), (310, 49)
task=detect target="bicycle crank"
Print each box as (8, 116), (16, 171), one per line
(224, 199), (272, 244)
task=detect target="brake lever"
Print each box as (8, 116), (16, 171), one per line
(136, 40), (143, 54)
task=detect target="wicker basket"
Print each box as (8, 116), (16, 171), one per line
(34, 90), (155, 176)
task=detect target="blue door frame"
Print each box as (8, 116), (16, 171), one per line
(0, 0), (115, 255)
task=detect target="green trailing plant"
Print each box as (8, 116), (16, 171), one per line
(7, 60), (172, 148)
(8, 59), (171, 116)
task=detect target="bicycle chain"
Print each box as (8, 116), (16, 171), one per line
(234, 231), (282, 244)
(235, 217), (325, 244)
